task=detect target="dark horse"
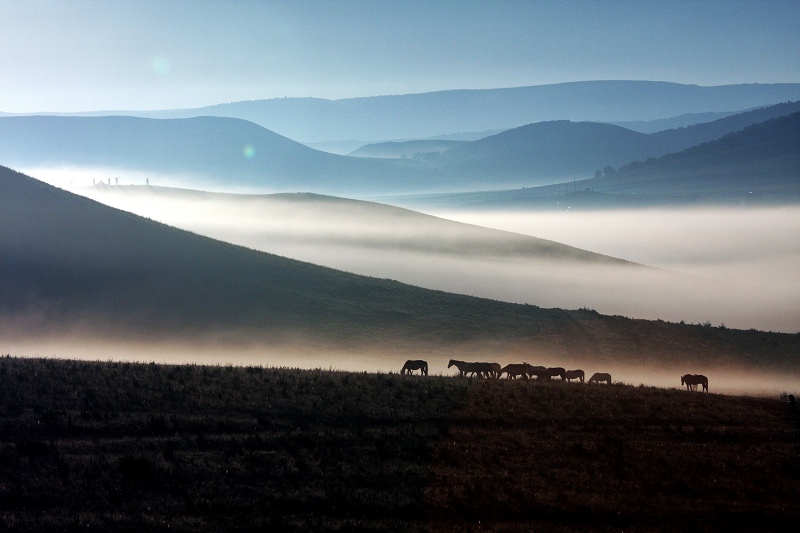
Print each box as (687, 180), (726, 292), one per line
(401, 360), (428, 376)
(564, 369), (585, 383)
(448, 359), (483, 378)
(500, 363), (530, 380)
(681, 374), (708, 392)
(588, 372), (611, 385)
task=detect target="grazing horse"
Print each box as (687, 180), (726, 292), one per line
(401, 360), (428, 376)
(564, 369), (585, 383)
(588, 372), (611, 385)
(545, 367), (566, 381)
(527, 365), (549, 380)
(489, 362), (502, 379)
(473, 362), (496, 379)
(501, 363), (530, 380)
(448, 359), (483, 378)
(681, 374), (709, 392)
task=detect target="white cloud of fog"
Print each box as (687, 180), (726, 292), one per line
(36, 169), (794, 335)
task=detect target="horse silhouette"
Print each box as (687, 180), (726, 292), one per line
(526, 365), (549, 380)
(401, 360), (428, 376)
(545, 367), (566, 381)
(500, 363), (530, 380)
(681, 374), (708, 392)
(564, 369), (585, 383)
(588, 372), (611, 385)
(472, 362), (498, 378)
(448, 359), (484, 378)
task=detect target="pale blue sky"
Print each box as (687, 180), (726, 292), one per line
(1, 0), (798, 112)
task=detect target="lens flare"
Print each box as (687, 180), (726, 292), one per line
(151, 57), (171, 75)
(243, 145), (256, 159)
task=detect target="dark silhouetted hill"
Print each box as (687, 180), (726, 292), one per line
(1, 166), (798, 369)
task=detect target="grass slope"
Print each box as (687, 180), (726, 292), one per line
(1, 357), (797, 531)
(2, 166), (799, 370)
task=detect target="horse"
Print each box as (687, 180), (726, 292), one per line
(545, 367), (566, 381)
(401, 360), (428, 376)
(448, 359), (484, 378)
(472, 362), (499, 378)
(564, 369), (585, 383)
(681, 374), (708, 392)
(527, 365), (549, 380)
(588, 372), (611, 385)
(500, 363), (530, 380)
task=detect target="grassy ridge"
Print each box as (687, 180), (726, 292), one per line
(1, 357), (797, 531)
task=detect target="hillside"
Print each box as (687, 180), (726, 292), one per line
(1, 357), (798, 531)
(81, 185), (634, 264)
(411, 101), (800, 186)
(2, 166), (799, 372)
(0, 116), (450, 195)
(388, 111), (800, 209)
(34, 81), (800, 143)
(3, 102), (798, 195)
(349, 139), (466, 158)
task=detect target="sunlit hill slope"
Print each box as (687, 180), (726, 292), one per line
(1, 166), (798, 371)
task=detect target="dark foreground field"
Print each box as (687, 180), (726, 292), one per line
(0, 357), (798, 532)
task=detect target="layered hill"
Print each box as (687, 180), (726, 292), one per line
(410, 101), (800, 186)
(1, 166), (798, 370)
(0, 116), (450, 195)
(387, 111), (800, 209)
(4, 102), (798, 195)
(26, 81), (799, 143)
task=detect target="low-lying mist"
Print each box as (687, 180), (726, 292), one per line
(6, 336), (797, 397)
(59, 174), (800, 334)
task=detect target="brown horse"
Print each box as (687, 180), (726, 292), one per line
(681, 374), (708, 392)
(401, 360), (428, 376)
(501, 363), (530, 380)
(588, 372), (611, 385)
(564, 369), (585, 383)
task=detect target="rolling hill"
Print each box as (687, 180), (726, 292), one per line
(1, 165), (798, 371)
(0, 116), (451, 195)
(23, 81), (799, 143)
(4, 102), (798, 196)
(385, 110), (800, 209)
(409, 101), (800, 186)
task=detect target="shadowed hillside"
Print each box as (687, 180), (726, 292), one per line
(1, 166), (799, 371)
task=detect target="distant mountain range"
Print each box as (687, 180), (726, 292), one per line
(389, 111), (800, 210)
(2, 102), (798, 195)
(0, 115), (451, 195)
(1, 166), (797, 369)
(4, 81), (799, 143)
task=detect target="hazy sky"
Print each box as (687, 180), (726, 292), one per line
(1, 0), (799, 113)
